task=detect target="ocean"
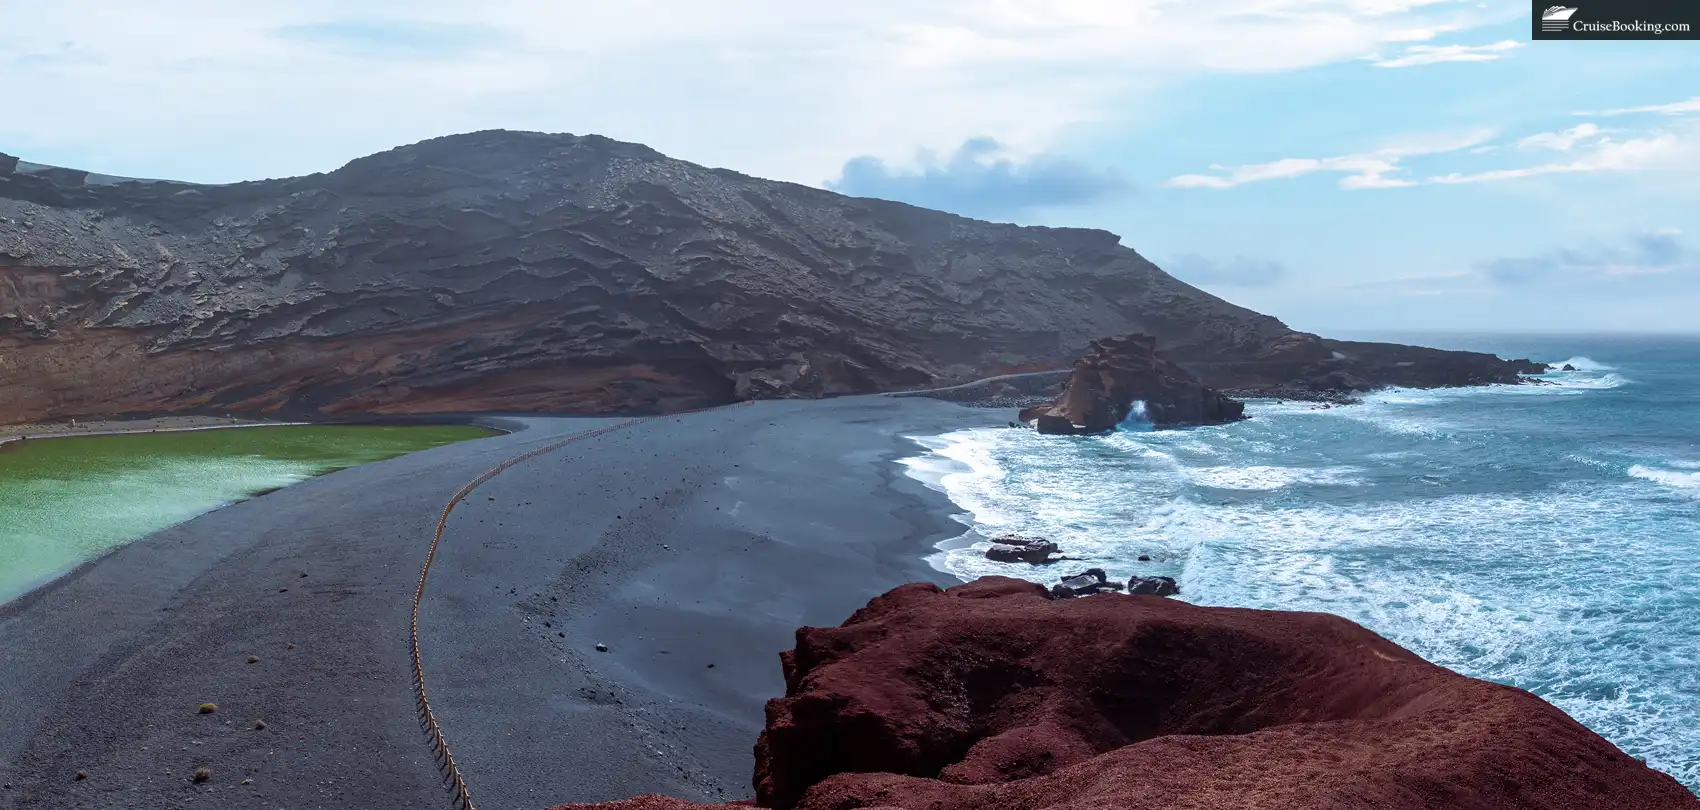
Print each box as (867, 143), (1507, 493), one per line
(900, 333), (1700, 789)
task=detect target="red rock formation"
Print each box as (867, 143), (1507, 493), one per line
(1018, 334), (1245, 433)
(552, 577), (1698, 810)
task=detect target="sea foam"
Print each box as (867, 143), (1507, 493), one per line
(896, 348), (1699, 788)
(1628, 464), (1700, 494)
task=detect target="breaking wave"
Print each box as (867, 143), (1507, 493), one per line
(898, 339), (1700, 788)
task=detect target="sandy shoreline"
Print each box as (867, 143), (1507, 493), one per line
(0, 397), (1004, 808)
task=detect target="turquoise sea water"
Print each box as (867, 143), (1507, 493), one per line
(0, 424), (496, 603)
(902, 334), (1700, 788)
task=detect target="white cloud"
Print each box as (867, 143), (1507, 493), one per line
(1372, 39), (1518, 68)
(1165, 128), (1493, 189)
(1172, 121), (1699, 190)
(0, 0), (1519, 185)
(1515, 123), (1606, 151)
(1430, 131), (1684, 184)
(1576, 96), (1700, 117)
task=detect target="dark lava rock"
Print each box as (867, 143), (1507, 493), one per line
(1216, 333), (1551, 400)
(2, 134), (1550, 423)
(1049, 567), (1124, 598)
(0, 135), (1294, 423)
(1019, 334), (1246, 434)
(1126, 575), (1180, 596)
(550, 577), (1700, 810)
(983, 535), (1062, 565)
(1562, 363), (1578, 371)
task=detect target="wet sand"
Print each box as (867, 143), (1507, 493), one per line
(0, 397), (1000, 809)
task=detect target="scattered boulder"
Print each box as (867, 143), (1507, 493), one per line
(1049, 568), (1123, 598)
(546, 577), (1700, 810)
(1562, 363), (1578, 372)
(1018, 335), (1245, 434)
(1126, 576), (1179, 597)
(983, 535), (1062, 565)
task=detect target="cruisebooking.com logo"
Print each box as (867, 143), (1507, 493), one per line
(1532, 0), (1699, 39)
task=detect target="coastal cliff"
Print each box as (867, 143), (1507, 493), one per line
(1, 132), (1538, 422)
(553, 578), (1700, 810)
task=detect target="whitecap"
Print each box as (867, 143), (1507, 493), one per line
(1537, 372), (1630, 391)
(1549, 356), (1616, 372)
(893, 393), (1700, 787)
(1185, 465), (1363, 490)
(1628, 465), (1700, 494)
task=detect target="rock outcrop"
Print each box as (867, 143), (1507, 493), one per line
(1048, 567), (1127, 597)
(4, 132), (1540, 423)
(1018, 334), (1245, 433)
(983, 535), (1063, 565)
(1199, 332), (1549, 401)
(552, 577), (1699, 810)
(1125, 575), (1179, 596)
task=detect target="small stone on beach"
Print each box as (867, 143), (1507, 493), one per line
(595, 643), (609, 652)
(74, 771), (88, 781)
(198, 703), (217, 714)
(246, 655), (259, 664)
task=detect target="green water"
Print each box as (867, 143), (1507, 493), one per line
(0, 424), (497, 603)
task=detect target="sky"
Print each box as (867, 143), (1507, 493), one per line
(2, 0), (1697, 334)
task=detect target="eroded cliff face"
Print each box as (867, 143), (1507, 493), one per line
(0, 131), (1525, 422)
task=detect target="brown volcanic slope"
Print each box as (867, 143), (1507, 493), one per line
(555, 578), (1700, 810)
(2, 132), (1528, 422)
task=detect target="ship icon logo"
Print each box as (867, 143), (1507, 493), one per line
(1541, 5), (1579, 30)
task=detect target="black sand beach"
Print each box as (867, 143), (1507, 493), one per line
(0, 397), (998, 810)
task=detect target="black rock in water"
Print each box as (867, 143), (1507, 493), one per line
(984, 535), (1063, 565)
(1127, 576), (1180, 597)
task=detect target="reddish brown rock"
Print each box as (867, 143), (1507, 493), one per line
(555, 577), (1698, 810)
(1019, 334), (1245, 433)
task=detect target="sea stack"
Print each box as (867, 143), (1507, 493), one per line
(1018, 334), (1246, 434)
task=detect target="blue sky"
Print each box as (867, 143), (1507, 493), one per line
(3, 0), (1697, 333)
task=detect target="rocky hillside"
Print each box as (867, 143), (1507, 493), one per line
(1, 132), (1535, 422)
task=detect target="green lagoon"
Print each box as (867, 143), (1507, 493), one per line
(0, 424), (497, 603)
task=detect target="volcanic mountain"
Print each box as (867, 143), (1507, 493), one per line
(0, 132), (1539, 422)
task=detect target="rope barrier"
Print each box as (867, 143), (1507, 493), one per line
(410, 404), (751, 809)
